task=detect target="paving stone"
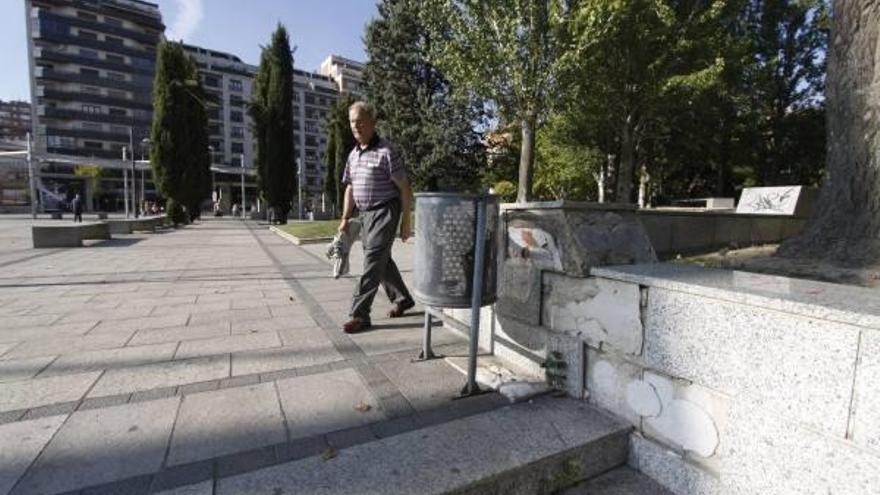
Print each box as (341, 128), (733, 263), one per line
(349, 325), (464, 357)
(369, 415), (420, 439)
(273, 435), (327, 463)
(214, 445), (278, 477)
(0, 322), (98, 345)
(41, 343), (178, 377)
(325, 425), (378, 449)
(149, 462), (213, 493)
(0, 415), (68, 495)
(0, 355), (56, 383)
(175, 332), (281, 360)
(3, 333), (131, 359)
(853, 330), (880, 450)
(90, 314), (190, 335)
(167, 382), (286, 466)
(152, 480), (213, 495)
(128, 322), (231, 346)
(276, 368), (386, 440)
(0, 371), (101, 412)
(57, 305), (155, 324)
(78, 394), (131, 411)
(80, 474), (151, 495)
(0, 409), (26, 424)
(376, 358), (468, 411)
(232, 338), (343, 376)
(156, 301), (230, 316)
(187, 308), (272, 326)
(0, 342), (18, 358)
(178, 381), (219, 395)
(23, 401), (79, 419)
(561, 466), (675, 495)
(230, 316), (316, 334)
(219, 374), (260, 389)
(259, 368), (299, 382)
(12, 398), (180, 495)
(129, 386), (178, 403)
(88, 355), (229, 398)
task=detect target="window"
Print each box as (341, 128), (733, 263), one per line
(77, 11), (98, 21)
(229, 95), (244, 107)
(83, 141), (103, 150)
(229, 79), (242, 91)
(305, 94), (316, 105)
(82, 122), (102, 131)
(207, 108), (220, 120)
(79, 30), (98, 40)
(105, 54), (124, 64)
(208, 124), (222, 135)
(80, 68), (99, 77)
(109, 125), (127, 135)
(47, 136), (75, 148)
(104, 17), (122, 27)
(230, 111), (243, 123)
(231, 142), (244, 154)
(106, 72), (125, 81)
(104, 36), (123, 46)
(82, 104), (102, 114)
(230, 126), (244, 138)
(82, 85), (101, 94)
(79, 49), (99, 59)
(107, 89), (127, 100)
(40, 18), (69, 35)
(204, 75), (220, 88)
(108, 108), (126, 116)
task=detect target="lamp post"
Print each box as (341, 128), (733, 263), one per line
(240, 154), (246, 220)
(296, 157), (303, 220)
(140, 138), (150, 211)
(128, 127), (138, 218)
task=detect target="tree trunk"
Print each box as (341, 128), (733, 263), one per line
(616, 115), (636, 203)
(779, 0), (880, 264)
(517, 114), (536, 203)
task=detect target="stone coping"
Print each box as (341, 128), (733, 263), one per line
(637, 208), (801, 219)
(592, 263), (880, 330)
(500, 200), (636, 212)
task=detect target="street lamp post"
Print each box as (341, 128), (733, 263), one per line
(297, 157), (303, 220)
(26, 132), (36, 219)
(122, 146), (129, 218)
(128, 127), (138, 218)
(240, 154), (246, 220)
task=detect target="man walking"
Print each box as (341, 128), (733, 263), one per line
(71, 193), (83, 223)
(339, 102), (415, 334)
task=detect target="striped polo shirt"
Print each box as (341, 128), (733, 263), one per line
(342, 135), (407, 210)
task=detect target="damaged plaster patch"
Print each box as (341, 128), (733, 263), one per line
(508, 227), (563, 270)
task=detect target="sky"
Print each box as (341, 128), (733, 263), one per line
(0, 0), (378, 102)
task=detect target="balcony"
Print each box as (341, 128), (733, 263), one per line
(35, 1), (164, 31)
(35, 47), (153, 76)
(45, 126), (130, 142)
(39, 87), (152, 110)
(38, 28), (157, 60)
(38, 11), (160, 45)
(38, 106), (151, 126)
(35, 67), (150, 91)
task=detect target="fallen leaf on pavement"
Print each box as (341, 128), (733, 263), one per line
(321, 447), (338, 461)
(355, 402), (372, 413)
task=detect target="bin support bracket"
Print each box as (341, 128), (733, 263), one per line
(412, 311), (443, 362)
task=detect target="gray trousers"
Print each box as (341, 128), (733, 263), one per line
(350, 199), (413, 321)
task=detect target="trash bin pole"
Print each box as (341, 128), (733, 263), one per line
(419, 310), (435, 360)
(463, 198), (487, 396)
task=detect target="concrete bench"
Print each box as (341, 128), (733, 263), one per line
(105, 215), (166, 234)
(32, 222), (111, 248)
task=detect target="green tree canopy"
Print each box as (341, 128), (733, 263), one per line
(250, 24), (296, 222)
(323, 93), (357, 215)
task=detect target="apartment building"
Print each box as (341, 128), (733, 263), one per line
(319, 55), (366, 95)
(0, 100), (32, 141)
(293, 69), (339, 204)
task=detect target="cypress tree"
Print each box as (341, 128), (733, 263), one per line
(323, 93), (357, 216)
(150, 41), (210, 224)
(250, 25), (296, 223)
(364, 0), (484, 192)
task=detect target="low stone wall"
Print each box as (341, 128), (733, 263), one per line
(636, 209), (806, 257)
(465, 202), (878, 494)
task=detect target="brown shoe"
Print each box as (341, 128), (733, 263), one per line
(387, 299), (415, 318)
(343, 318), (371, 334)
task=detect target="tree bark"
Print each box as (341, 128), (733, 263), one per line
(615, 114), (636, 203)
(779, 0), (880, 265)
(517, 114), (536, 203)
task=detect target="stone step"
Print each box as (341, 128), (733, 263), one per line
(204, 396), (631, 495)
(561, 466), (675, 495)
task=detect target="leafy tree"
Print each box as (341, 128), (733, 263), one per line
(422, 0), (585, 201)
(250, 24), (296, 223)
(323, 93), (357, 216)
(533, 115), (601, 201)
(365, 0), (484, 193)
(149, 41), (211, 224)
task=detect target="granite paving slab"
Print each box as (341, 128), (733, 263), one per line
(11, 397), (180, 495)
(231, 316), (316, 334)
(0, 415), (67, 495)
(40, 342), (178, 377)
(0, 371), (101, 412)
(128, 322), (231, 346)
(174, 332), (281, 360)
(231, 340), (344, 376)
(0, 343), (17, 359)
(276, 368), (386, 440)
(2, 333), (131, 360)
(348, 325), (465, 357)
(376, 357), (470, 411)
(55, 305), (155, 324)
(0, 355), (56, 383)
(167, 383), (286, 466)
(88, 355), (229, 398)
(89, 313), (191, 335)
(186, 308), (274, 326)
(153, 480), (213, 495)
(0, 322), (98, 345)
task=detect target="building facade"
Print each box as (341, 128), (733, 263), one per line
(293, 69), (338, 206)
(0, 100), (32, 141)
(23, 0), (163, 212)
(319, 55), (366, 95)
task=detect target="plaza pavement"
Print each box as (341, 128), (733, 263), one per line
(0, 216), (504, 495)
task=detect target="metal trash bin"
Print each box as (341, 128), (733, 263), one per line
(412, 193), (499, 308)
